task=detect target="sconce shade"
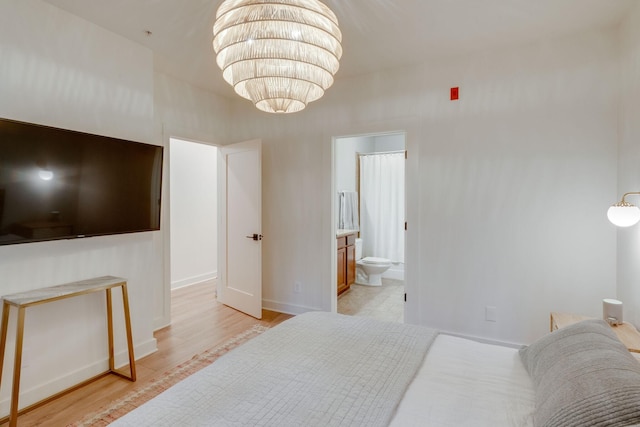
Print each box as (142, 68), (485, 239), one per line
(38, 169), (54, 181)
(607, 202), (640, 227)
(213, 0), (342, 114)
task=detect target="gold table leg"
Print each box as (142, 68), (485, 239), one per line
(0, 302), (11, 425)
(121, 284), (136, 381)
(0, 301), (10, 388)
(8, 307), (26, 427)
(106, 288), (115, 373)
(106, 285), (136, 381)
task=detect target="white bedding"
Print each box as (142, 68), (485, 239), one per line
(390, 334), (535, 426)
(111, 314), (535, 426)
(110, 312), (436, 427)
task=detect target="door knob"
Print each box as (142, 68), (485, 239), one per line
(245, 233), (263, 241)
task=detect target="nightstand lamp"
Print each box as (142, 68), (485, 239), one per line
(603, 298), (623, 326)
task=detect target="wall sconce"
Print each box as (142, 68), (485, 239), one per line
(607, 192), (640, 227)
(38, 169), (54, 181)
(36, 159), (54, 181)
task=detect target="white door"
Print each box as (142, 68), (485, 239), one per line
(217, 139), (262, 319)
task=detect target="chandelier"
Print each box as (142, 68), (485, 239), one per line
(213, 0), (342, 114)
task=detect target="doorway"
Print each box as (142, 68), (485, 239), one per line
(169, 138), (218, 292)
(334, 132), (406, 323)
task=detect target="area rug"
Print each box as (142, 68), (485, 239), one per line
(69, 324), (269, 427)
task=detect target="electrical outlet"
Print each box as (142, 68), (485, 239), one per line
(294, 281), (302, 293)
(485, 306), (497, 322)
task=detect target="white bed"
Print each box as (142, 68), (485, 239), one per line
(111, 312), (640, 427)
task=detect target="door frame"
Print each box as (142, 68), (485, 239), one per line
(158, 134), (221, 330)
(331, 130), (408, 318)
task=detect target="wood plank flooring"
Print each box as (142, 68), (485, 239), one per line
(3, 281), (292, 426)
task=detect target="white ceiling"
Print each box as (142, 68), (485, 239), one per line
(43, 0), (637, 99)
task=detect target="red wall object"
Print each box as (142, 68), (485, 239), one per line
(450, 87), (459, 100)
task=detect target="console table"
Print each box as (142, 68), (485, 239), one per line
(0, 276), (137, 426)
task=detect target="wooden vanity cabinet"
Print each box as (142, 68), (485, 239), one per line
(337, 233), (356, 295)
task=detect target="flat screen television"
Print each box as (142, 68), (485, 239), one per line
(0, 117), (163, 245)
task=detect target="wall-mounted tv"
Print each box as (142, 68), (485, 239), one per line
(0, 117), (163, 246)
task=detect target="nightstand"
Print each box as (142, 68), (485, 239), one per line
(550, 312), (640, 355)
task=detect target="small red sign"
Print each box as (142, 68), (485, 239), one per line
(450, 87), (459, 100)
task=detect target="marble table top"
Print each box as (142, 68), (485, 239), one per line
(2, 276), (127, 307)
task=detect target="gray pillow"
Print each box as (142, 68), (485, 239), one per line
(519, 319), (640, 427)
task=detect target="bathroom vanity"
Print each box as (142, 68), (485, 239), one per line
(337, 230), (357, 295)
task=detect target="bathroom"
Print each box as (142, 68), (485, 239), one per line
(335, 132), (405, 322)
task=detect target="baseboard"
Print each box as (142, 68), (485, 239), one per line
(262, 299), (319, 316)
(123, 336), (158, 364)
(382, 264), (405, 281)
(154, 315), (171, 332)
(0, 336), (157, 417)
(382, 269), (404, 281)
(439, 331), (521, 349)
(171, 272), (217, 290)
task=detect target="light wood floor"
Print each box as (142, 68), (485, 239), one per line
(3, 282), (292, 426)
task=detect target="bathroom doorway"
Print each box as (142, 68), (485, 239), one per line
(334, 132), (406, 323)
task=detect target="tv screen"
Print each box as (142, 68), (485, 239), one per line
(0, 118), (163, 245)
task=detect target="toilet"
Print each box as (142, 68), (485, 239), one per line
(355, 238), (392, 286)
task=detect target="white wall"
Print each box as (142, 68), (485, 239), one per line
(335, 136), (368, 194)
(372, 133), (405, 153)
(169, 138), (217, 290)
(617, 3), (640, 329)
(0, 0), (230, 415)
(0, 0), (158, 413)
(229, 27), (619, 345)
(0, 0), (633, 412)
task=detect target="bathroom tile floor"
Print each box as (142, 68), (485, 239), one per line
(338, 278), (404, 323)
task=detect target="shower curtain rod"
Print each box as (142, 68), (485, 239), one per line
(358, 150), (405, 157)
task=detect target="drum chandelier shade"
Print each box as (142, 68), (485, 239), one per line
(213, 0), (342, 113)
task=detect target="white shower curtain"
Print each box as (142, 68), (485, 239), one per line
(359, 152), (405, 263)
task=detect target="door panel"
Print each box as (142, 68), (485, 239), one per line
(218, 140), (262, 319)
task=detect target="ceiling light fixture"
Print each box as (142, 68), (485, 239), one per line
(213, 0), (342, 114)
(607, 192), (640, 227)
